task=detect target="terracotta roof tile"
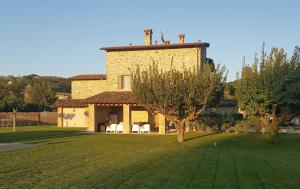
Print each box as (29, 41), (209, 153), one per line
(53, 99), (88, 108)
(100, 42), (209, 52)
(86, 91), (137, 105)
(69, 74), (107, 81)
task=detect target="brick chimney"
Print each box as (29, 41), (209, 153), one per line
(178, 34), (185, 44)
(144, 28), (153, 45)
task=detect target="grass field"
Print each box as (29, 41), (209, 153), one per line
(0, 126), (299, 189)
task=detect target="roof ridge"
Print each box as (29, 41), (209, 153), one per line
(101, 42), (209, 52)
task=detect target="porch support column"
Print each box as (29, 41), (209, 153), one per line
(57, 107), (63, 127)
(88, 104), (96, 131)
(158, 113), (166, 134)
(123, 104), (130, 133)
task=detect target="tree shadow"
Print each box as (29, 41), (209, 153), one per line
(184, 132), (220, 142)
(0, 130), (86, 143)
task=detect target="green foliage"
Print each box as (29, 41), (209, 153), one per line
(132, 63), (226, 118)
(24, 79), (56, 111)
(224, 81), (236, 99)
(235, 116), (263, 134)
(236, 46), (300, 116)
(235, 45), (300, 142)
(0, 77), (26, 111)
(197, 112), (243, 131)
(0, 75), (70, 112)
(132, 62), (226, 142)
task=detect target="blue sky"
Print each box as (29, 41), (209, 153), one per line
(0, 0), (299, 81)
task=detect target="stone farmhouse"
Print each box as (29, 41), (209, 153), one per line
(55, 28), (213, 134)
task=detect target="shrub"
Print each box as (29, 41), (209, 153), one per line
(197, 112), (243, 132)
(235, 116), (263, 134)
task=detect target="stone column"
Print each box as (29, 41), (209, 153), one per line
(158, 113), (166, 134)
(57, 107), (63, 127)
(123, 104), (130, 133)
(88, 104), (96, 131)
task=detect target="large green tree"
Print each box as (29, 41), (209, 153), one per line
(0, 75), (70, 112)
(0, 77), (25, 111)
(132, 63), (226, 142)
(24, 78), (56, 111)
(236, 46), (300, 143)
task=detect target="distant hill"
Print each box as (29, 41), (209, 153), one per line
(7, 74), (71, 93)
(0, 75), (71, 111)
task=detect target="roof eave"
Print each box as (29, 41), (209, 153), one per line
(100, 42), (209, 52)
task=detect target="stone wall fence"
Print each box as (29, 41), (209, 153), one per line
(0, 112), (57, 126)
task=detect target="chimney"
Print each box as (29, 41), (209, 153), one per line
(178, 34), (185, 44)
(144, 28), (153, 45)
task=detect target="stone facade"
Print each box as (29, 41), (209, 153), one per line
(72, 80), (107, 99)
(61, 107), (88, 127)
(106, 47), (206, 91)
(57, 28), (209, 133)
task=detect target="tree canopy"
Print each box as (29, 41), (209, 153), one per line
(235, 45), (300, 142)
(0, 75), (70, 112)
(132, 63), (226, 142)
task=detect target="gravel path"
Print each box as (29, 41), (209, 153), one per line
(0, 143), (39, 153)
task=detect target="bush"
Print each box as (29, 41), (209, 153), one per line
(197, 112), (243, 132)
(234, 116), (263, 134)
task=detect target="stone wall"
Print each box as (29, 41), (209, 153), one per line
(131, 110), (148, 123)
(0, 112), (57, 126)
(106, 47), (206, 91)
(71, 80), (107, 99)
(62, 108), (88, 127)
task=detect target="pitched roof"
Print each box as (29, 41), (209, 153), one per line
(100, 42), (209, 52)
(53, 99), (88, 108)
(86, 91), (137, 105)
(69, 74), (107, 81)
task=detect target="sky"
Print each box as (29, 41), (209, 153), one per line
(0, 0), (299, 81)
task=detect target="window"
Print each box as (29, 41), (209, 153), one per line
(121, 75), (131, 90)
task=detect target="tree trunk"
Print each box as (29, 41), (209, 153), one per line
(270, 116), (280, 144)
(13, 109), (16, 132)
(177, 124), (185, 143)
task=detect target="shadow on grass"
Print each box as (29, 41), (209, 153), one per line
(84, 133), (300, 189)
(184, 132), (220, 142)
(72, 132), (238, 189)
(0, 130), (86, 143)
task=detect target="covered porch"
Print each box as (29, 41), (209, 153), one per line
(85, 91), (169, 134)
(87, 103), (167, 134)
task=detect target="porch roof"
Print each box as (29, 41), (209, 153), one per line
(53, 99), (88, 108)
(86, 91), (137, 105)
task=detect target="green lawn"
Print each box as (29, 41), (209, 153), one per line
(0, 126), (299, 189)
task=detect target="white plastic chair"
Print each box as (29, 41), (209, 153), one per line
(116, 122), (124, 133)
(106, 123), (117, 133)
(132, 123), (140, 133)
(140, 124), (150, 133)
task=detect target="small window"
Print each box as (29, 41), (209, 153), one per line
(73, 108), (75, 112)
(121, 75), (131, 90)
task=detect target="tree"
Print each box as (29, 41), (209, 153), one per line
(0, 77), (25, 111)
(236, 46), (300, 143)
(24, 79), (56, 111)
(131, 63), (226, 142)
(0, 75), (70, 112)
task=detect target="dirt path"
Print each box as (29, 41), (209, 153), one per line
(0, 143), (39, 153)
